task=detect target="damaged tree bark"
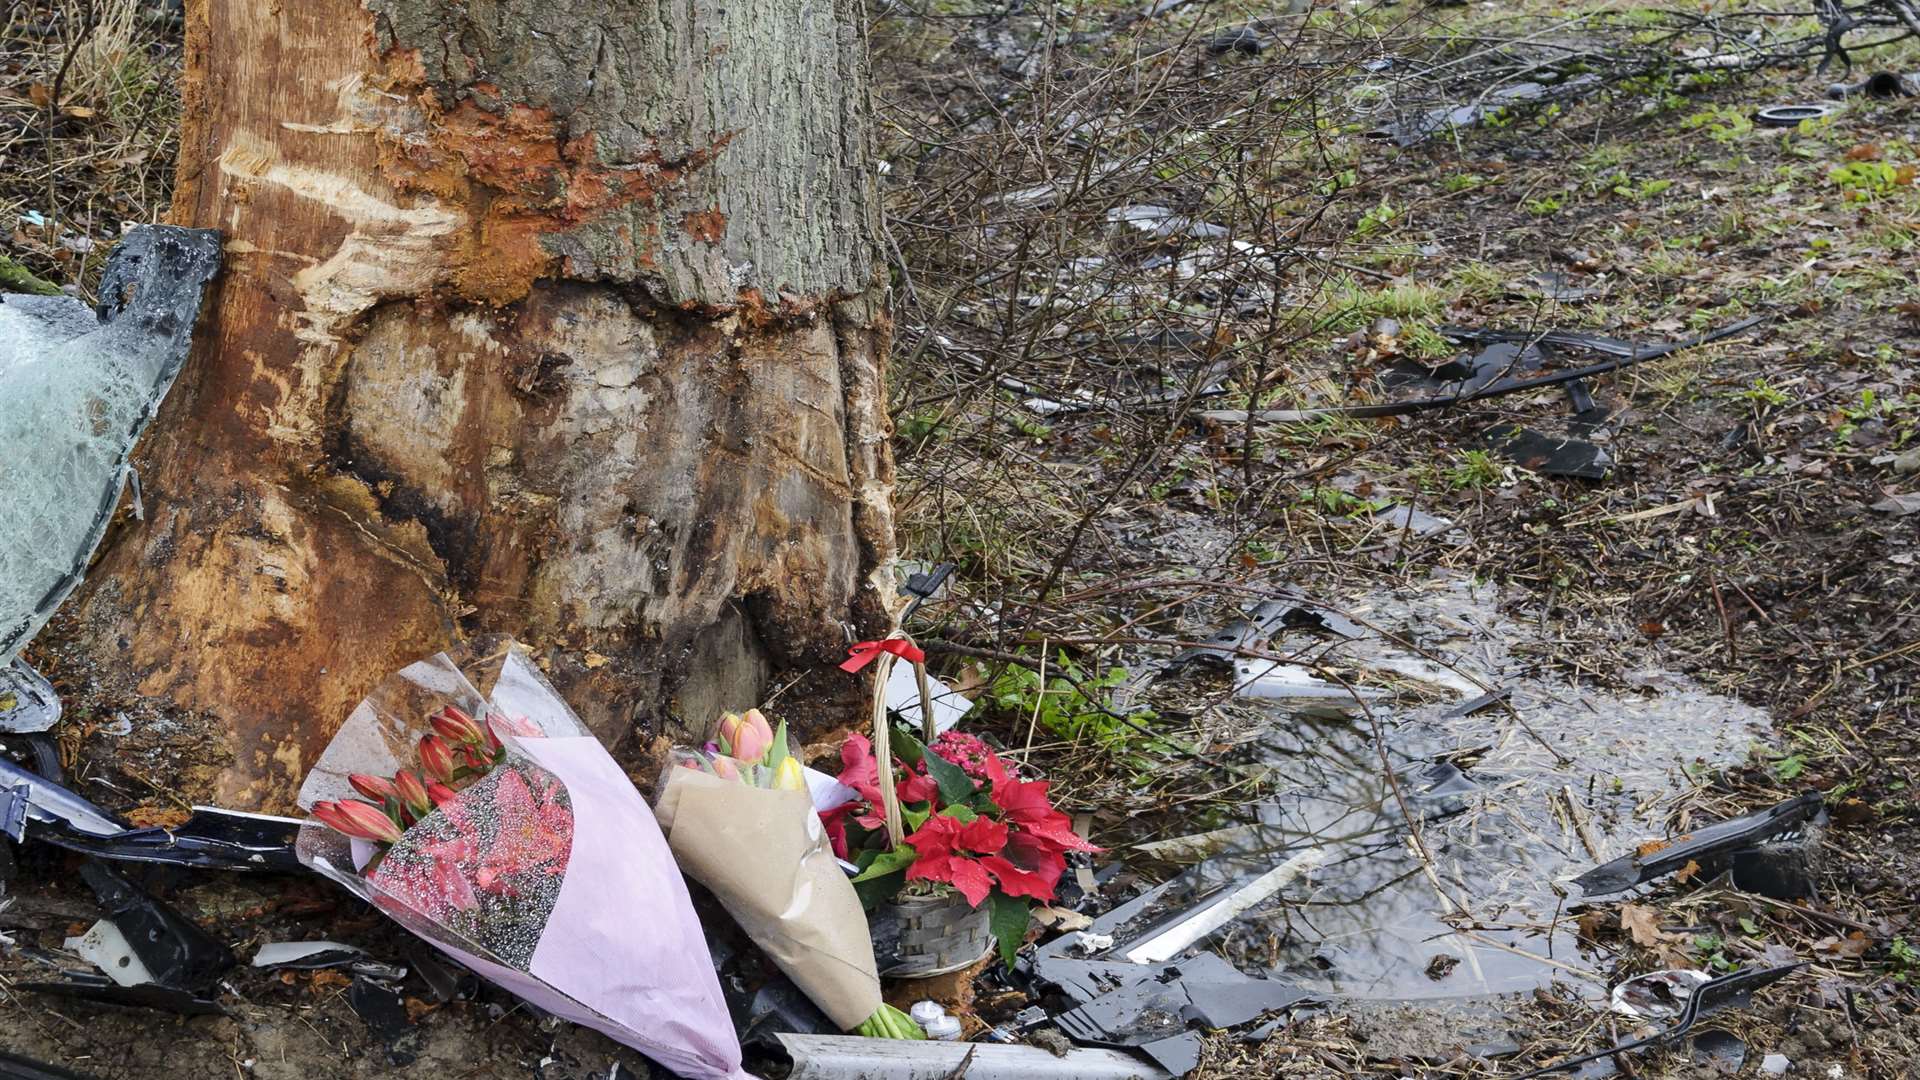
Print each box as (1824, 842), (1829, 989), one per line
(67, 0), (896, 810)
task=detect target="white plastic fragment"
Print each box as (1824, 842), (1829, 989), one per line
(778, 1033), (1171, 1080)
(922, 1015), (961, 1041)
(66, 919), (157, 987)
(1232, 660), (1383, 702)
(1761, 1053), (1791, 1075)
(1123, 847), (1328, 964)
(908, 1000), (946, 1026)
(1070, 931), (1115, 955)
(252, 940), (366, 967)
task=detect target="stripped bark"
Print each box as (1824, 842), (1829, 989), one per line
(69, 0), (895, 811)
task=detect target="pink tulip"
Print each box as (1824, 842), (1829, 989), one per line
(418, 735), (456, 784)
(312, 799), (403, 844)
(709, 754), (743, 781)
(719, 709), (774, 763)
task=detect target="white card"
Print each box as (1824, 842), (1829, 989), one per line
(884, 662), (973, 734)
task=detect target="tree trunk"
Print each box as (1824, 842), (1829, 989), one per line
(69, 0), (896, 811)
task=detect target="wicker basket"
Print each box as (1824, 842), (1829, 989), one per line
(875, 888), (994, 978)
(856, 633), (994, 979)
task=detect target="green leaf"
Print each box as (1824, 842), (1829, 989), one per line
(853, 845), (919, 882)
(987, 894), (1031, 969)
(766, 717), (791, 772)
(853, 869), (906, 910)
(889, 726), (978, 806)
(940, 805), (978, 824)
(902, 806), (931, 831)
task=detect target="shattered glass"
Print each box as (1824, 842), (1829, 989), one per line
(0, 226), (221, 663)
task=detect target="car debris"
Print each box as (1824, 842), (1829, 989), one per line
(1363, 75), (1605, 146)
(1509, 963), (1804, 1078)
(1161, 596), (1364, 680)
(0, 226), (222, 667)
(349, 974), (424, 1066)
(252, 940), (408, 980)
(1484, 424), (1614, 480)
(1444, 688), (1510, 718)
(1506, 270), (1601, 303)
(1232, 661), (1381, 703)
(1019, 860), (1321, 1075)
(0, 754), (302, 872)
(0, 659), (60, 734)
(1826, 70), (1918, 97)
(14, 972), (227, 1016)
(1572, 791), (1824, 896)
(779, 1033), (1172, 1080)
(1206, 27), (1267, 55)
(1373, 503), (1457, 539)
(1611, 968), (1712, 1020)
(1753, 103), (1839, 126)
(1120, 848), (1327, 964)
(74, 861), (235, 991)
(1202, 316), (1765, 425)
(0, 1049), (105, 1080)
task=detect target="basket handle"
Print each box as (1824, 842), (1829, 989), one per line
(861, 631), (937, 848)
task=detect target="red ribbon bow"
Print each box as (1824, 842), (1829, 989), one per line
(840, 638), (925, 673)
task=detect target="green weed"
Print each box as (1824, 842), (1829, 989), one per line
(987, 656), (1173, 767)
(1447, 449), (1503, 488)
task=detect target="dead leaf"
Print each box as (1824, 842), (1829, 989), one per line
(1639, 620), (1666, 639)
(60, 104), (95, 119)
(1635, 837), (1673, 858)
(1814, 932), (1872, 958)
(308, 970), (351, 992)
(124, 805), (193, 828)
(1576, 909), (1611, 941)
(1031, 905), (1093, 931)
(1621, 902), (1680, 947)
(1672, 859), (1702, 885)
(1832, 798), (1874, 826)
(1844, 143), (1882, 161)
(27, 82), (51, 108)
(582, 650), (609, 669)
(1873, 492), (1920, 516)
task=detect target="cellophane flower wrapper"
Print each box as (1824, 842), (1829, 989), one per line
(655, 756), (882, 1030)
(295, 644), (747, 1080)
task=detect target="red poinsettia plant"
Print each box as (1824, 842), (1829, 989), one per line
(823, 729), (1096, 965)
(309, 705), (570, 966)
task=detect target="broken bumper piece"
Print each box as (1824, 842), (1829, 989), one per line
(0, 755), (302, 872)
(778, 1033), (1172, 1080)
(1572, 791), (1824, 895)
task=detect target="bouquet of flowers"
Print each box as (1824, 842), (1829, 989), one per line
(825, 727), (1099, 966)
(657, 710), (922, 1040)
(295, 642), (748, 1080)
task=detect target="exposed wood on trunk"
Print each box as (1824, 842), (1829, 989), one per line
(68, 0), (895, 812)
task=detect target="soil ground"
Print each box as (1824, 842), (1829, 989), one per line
(4, 0), (1918, 1077)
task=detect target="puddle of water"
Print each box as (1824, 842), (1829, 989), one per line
(1127, 575), (1769, 1001)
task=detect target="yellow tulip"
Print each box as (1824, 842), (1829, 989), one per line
(772, 755), (807, 792)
